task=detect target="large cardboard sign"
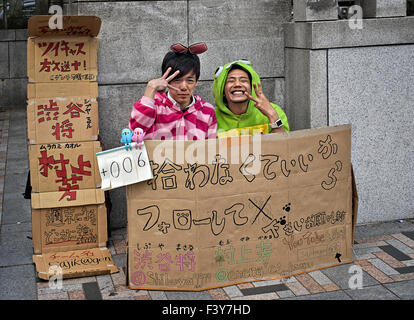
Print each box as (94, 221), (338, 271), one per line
(27, 83), (99, 144)
(29, 141), (102, 195)
(126, 125), (358, 291)
(27, 16), (100, 83)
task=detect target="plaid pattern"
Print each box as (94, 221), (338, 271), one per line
(129, 92), (217, 141)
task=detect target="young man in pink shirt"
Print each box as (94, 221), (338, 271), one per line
(129, 43), (217, 141)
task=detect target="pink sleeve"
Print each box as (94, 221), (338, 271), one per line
(207, 110), (217, 139)
(129, 96), (157, 132)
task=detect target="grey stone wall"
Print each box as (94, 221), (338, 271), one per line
(64, 0), (293, 229)
(328, 44), (414, 224)
(0, 29), (27, 109)
(285, 16), (414, 224)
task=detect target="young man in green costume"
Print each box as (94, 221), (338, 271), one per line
(212, 60), (289, 138)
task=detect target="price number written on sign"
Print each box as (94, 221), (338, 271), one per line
(96, 142), (153, 190)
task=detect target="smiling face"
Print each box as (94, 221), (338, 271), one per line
(168, 71), (198, 108)
(223, 68), (252, 108)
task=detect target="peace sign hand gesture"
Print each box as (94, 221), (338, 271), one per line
(244, 82), (281, 125)
(144, 67), (180, 99)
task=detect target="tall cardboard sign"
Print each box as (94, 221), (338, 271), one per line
(27, 15), (118, 280)
(126, 125), (358, 291)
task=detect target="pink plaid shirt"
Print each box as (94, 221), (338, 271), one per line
(129, 92), (217, 140)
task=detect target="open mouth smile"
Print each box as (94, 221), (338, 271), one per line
(230, 90), (246, 95)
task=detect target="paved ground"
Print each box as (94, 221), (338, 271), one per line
(1, 107), (414, 301)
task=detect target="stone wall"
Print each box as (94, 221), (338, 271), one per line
(0, 29), (27, 109)
(64, 0), (293, 229)
(285, 16), (414, 224)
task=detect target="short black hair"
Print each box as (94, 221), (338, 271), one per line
(227, 64), (252, 83)
(161, 51), (201, 81)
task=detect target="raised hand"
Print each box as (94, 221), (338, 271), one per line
(144, 67), (180, 99)
(244, 82), (280, 124)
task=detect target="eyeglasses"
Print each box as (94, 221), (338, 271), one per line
(214, 59), (251, 78)
(170, 42), (208, 55)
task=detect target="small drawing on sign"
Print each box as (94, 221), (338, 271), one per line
(283, 203), (291, 213)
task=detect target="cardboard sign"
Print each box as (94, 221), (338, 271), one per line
(27, 89), (98, 144)
(96, 143), (153, 191)
(29, 141), (102, 195)
(27, 15), (115, 282)
(27, 16), (101, 83)
(126, 125), (358, 291)
(33, 247), (118, 280)
(28, 15), (101, 38)
(27, 36), (98, 83)
(32, 203), (108, 254)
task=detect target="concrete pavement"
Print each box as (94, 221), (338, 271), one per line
(1, 107), (414, 301)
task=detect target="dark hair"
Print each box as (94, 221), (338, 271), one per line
(228, 64), (252, 83)
(161, 51), (201, 81)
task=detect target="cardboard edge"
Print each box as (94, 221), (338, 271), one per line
(28, 145), (40, 192)
(97, 203), (108, 247)
(32, 254), (49, 280)
(31, 209), (42, 255)
(100, 247), (119, 275)
(93, 141), (102, 188)
(26, 100), (37, 145)
(27, 37), (35, 82)
(351, 164), (359, 243)
(126, 258), (354, 291)
(125, 240), (130, 287)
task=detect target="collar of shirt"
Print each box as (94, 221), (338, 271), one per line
(167, 91), (195, 112)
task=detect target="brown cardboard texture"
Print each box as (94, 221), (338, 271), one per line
(33, 247), (118, 280)
(27, 82), (98, 99)
(27, 16), (100, 83)
(27, 83), (99, 144)
(28, 16), (101, 38)
(125, 124), (358, 291)
(32, 203), (108, 254)
(29, 141), (102, 194)
(31, 188), (105, 209)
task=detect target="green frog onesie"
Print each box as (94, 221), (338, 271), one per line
(212, 60), (289, 137)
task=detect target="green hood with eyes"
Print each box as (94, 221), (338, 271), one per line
(212, 61), (289, 133)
